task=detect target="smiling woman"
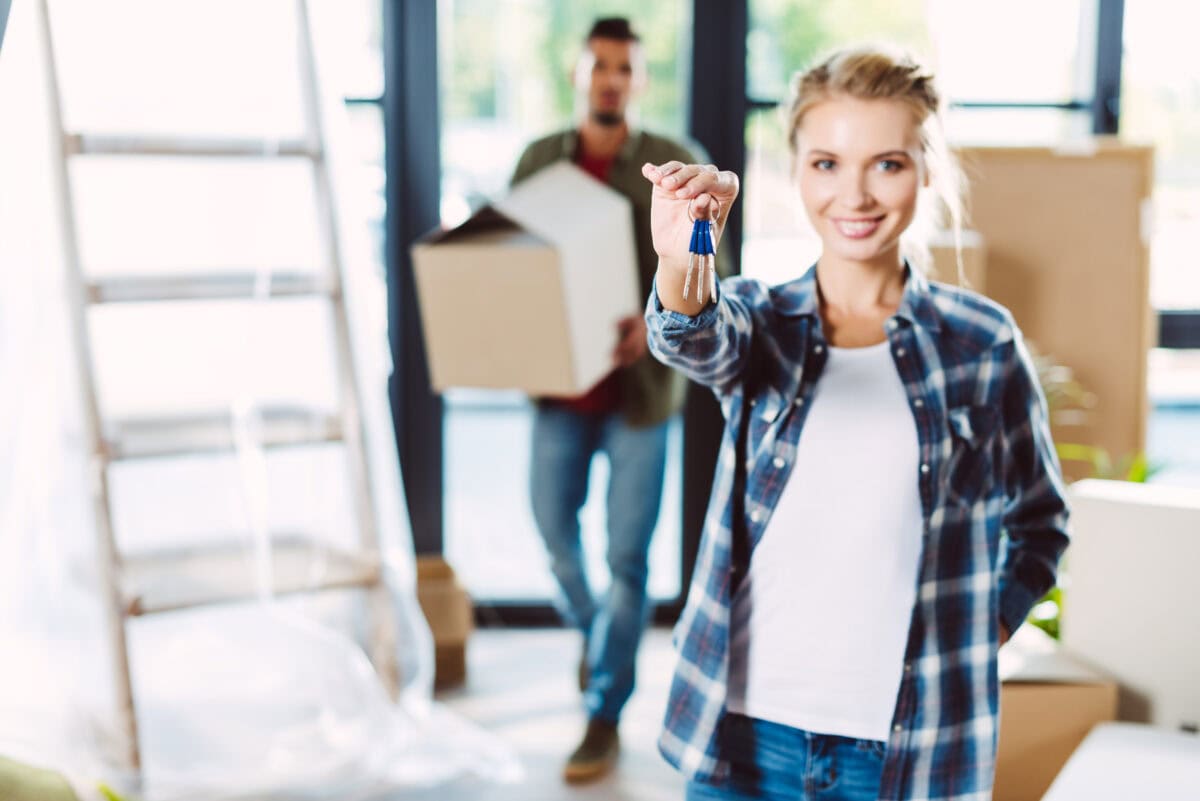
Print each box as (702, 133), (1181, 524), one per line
(641, 44), (1070, 801)
(794, 100), (924, 286)
(786, 49), (964, 286)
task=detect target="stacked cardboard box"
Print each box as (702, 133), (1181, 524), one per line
(994, 626), (1118, 801)
(415, 556), (473, 691)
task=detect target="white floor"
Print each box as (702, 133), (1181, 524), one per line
(402, 627), (686, 801)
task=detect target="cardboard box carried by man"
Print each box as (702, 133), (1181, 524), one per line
(412, 162), (640, 396)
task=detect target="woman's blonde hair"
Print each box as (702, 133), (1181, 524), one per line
(785, 44), (965, 280)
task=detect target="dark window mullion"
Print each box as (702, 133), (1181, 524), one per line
(383, 0), (443, 555)
(1093, 0), (1125, 134)
(1159, 312), (1200, 350)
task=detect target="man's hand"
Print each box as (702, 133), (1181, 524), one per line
(613, 314), (648, 367)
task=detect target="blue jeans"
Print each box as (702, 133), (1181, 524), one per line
(529, 404), (668, 723)
(686, 714), (886, 801)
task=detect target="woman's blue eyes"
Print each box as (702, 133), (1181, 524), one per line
(811, 159), (905, 172)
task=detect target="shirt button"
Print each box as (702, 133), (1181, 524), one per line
(813, 344), (824, 354)
(750, 510), (763, 523)
(773, 457), (786, 468)
(920, 463), (930, 474)
(896, 347), (907, 357)
(913, 398), (924, 408)
(894, 724), (903, 733)
(794, 397), (804, 406)
(904, 663), (913, 673)
(887, 319), (897, 329)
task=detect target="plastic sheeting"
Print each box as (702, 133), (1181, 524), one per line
(0, 2), (519, 797)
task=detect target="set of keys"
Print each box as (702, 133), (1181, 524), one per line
(683, 214), (718, 304)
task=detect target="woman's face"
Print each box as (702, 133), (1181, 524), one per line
(794, 95), (926, 267)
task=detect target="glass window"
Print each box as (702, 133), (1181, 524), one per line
(748, 0), (930, 102)
(322, 0), (384, 99)
(1122, 1), (1200, 487)
(50, 0), (304, 138)
(438, 0), (690, 603)
(1122, 0), (1200, 311)
(926, 0), (1091, 105)
(743, 106), (820, 285)
(1146, 349), (1200, 486)
(344, 104), (386, 271)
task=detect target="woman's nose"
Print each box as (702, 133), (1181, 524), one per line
(839, 171), (873, 210)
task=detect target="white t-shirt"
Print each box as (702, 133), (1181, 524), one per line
(726, 340), (924, 742)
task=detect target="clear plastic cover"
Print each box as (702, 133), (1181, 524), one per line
(0, 2), (519, 797)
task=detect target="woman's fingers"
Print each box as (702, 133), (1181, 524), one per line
(642, 161), (739, 257)
(643, 162), (740, 199)
(675, 167), (739, 199)
(641, 160), (686, 186)
(689, 193), (720, 221)
(642, 161), (710, 189)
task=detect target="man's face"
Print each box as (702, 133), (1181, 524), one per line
(576, 37), (642, 126)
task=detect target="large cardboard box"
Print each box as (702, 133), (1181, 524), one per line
(955, 143), (1154, 481)
(929, 228), (985, 290)
(412, 162), (640, 395)
(1041, 722), (1200, 800)
(995, 626), (1119, 801)
(415, 556), (474, 690)
(1062, 480), (1200, 730)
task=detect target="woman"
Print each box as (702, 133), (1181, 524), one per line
(640, 46), (1069, 801)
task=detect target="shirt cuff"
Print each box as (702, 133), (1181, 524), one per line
(647, 277), (721, 331)
(998, 577), (1039, 637)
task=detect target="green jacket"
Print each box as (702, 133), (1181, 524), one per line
(511, 128), (727, 427)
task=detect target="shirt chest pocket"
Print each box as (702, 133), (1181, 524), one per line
(944, 405), (1000, 507)
(747, 387), (788, 460)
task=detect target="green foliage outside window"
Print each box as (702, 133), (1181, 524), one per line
(1024, 345), (1162, 640)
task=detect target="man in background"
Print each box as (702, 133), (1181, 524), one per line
(510, 16), (722, 785)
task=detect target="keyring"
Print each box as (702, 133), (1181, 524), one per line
(686, 195), (722, 224)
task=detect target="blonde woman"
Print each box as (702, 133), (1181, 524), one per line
(641, 46), (1069, 801)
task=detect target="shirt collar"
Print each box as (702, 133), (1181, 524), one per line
(563, 127), (644, 164)
(774, 261), (941, 333)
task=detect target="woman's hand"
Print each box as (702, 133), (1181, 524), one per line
(641, 161), (740, 315)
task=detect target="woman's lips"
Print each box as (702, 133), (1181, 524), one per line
(832, 216), (884, 239)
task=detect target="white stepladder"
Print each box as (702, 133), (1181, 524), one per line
(34, 0), (401, 771)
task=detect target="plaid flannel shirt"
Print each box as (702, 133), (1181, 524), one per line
(645, 265), (1069, 801)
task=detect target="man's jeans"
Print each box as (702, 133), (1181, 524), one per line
(530, 404), (668, 724)
(686, 714), (886, 801)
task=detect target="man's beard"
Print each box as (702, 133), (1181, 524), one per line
(591, 110), (624, 127)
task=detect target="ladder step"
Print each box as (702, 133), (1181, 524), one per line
(121, 535), (382, 616)
(66, 133), (319, 159)
(87, 272), (333, 303)
(105, 406), (343, 461)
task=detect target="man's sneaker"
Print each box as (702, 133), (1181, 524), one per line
(562, 718), (619, 783)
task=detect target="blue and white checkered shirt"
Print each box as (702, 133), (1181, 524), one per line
(646, 265), (1069, 801)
